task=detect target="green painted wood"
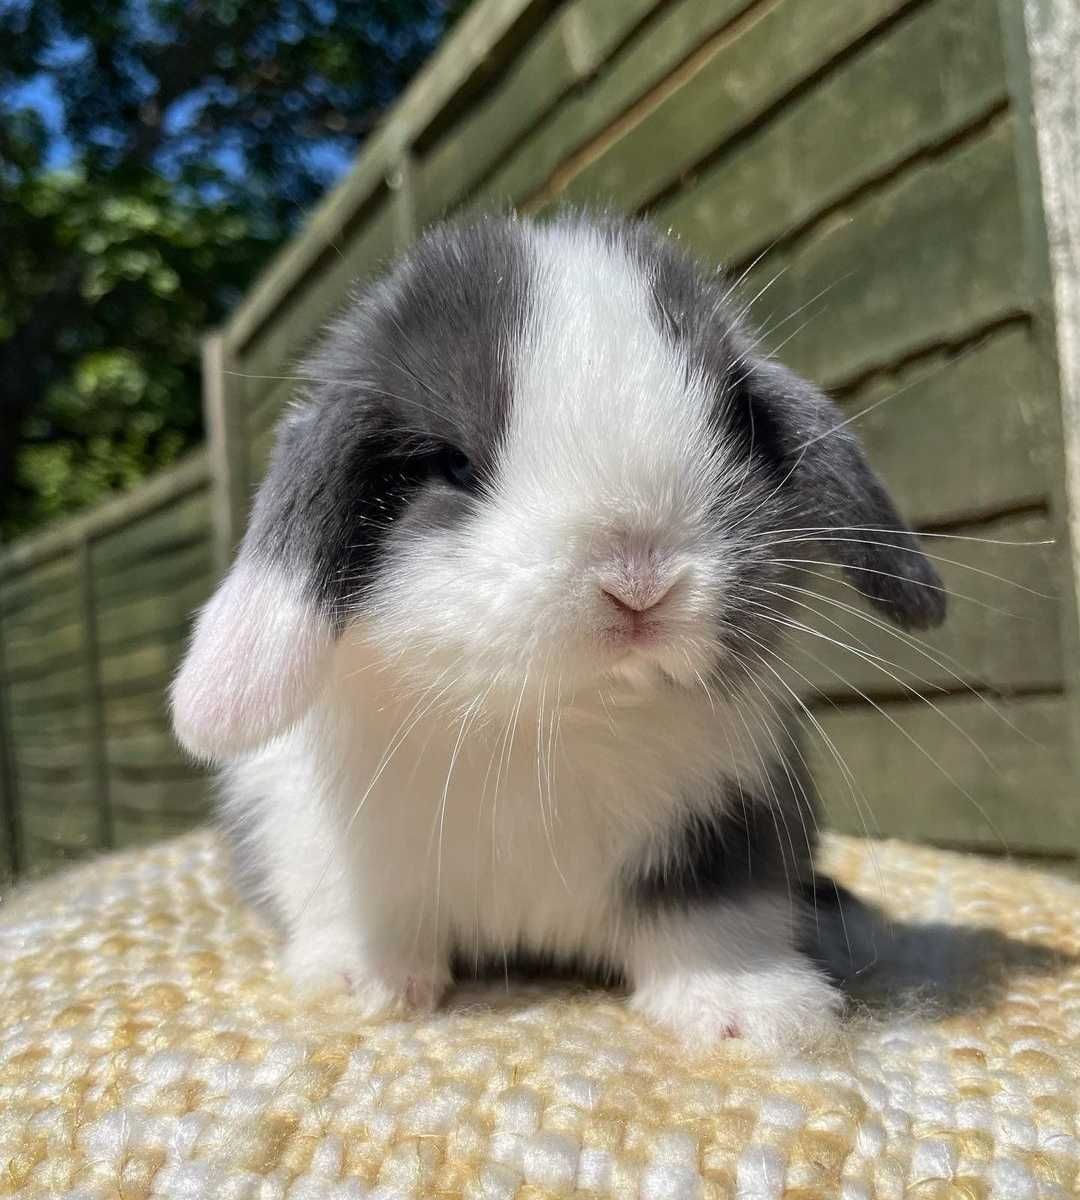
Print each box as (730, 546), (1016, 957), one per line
(6, 665), (88, 709)
(111, 809), (208, 847)
(249, 375), (296, 439)
(0, 455), (209, 579)
(416, 0), (661, 223)
(554, 0), (914, 212)
(93, 541), (213, 609)
(2, 619), (84, 680)
(738, 118), (1027, 391)
(657, 0), (1007, 266)
(0, 556), (79, 621)
(102, 689), (171, 732)
(14, 736), (93, 774)
(106, 729), (191, 772)
(16, 776), (100, 868)
(95, 576), (210, 652)
(20, 839), (96, 876)
(813, 693), (1076, 853)
(839, 325), (1049, 526)
(108, 775), (209, 816)
(203, 334), (249, 574)
(775, 512), (1061, 700)
(250, 420), (279, 485)
(0, 611), (20, 883)
(7, 706), (93, 740)
(98, 636), (187, 693)
(476, 0), (754, 210)
(89, 487), (211, 574)
(76, 538), (112, 850)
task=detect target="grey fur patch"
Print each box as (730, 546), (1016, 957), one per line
(622, 714), (819, 914)
(241, 215), (532, 622)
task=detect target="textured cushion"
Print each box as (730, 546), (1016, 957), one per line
(1, 830), (1078, 1199)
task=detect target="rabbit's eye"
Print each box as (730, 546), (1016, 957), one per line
(436, 446), (475, 490)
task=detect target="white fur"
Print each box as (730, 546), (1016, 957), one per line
(171, 563), (334, 760)
(628, 897), (842, 1050)
(199, 224), (837, 1048)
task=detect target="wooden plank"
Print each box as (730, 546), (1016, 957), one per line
(250, 420), (280, 486)
(21, 836), (95, 876)
(203, 333), (248, 574)
(16, 778), (99, 845)
(8, 704), (93, 740)
(738, 118), (1027, 391)
(476, 0), (753, 210)
(111, 809), (206, 848)
(0, 452), (209, 579)
(90, 487), (211, 574)
(77, 538), (111, 850)
(840, 324), (1051, 525)
(2, 619), (84, 680)
(0, 552), (77, 615)
(1, 588), (83, 643)
(657, 0), (1007, 266)
(0, 609), (21, 882)
(248, 375), (296, 439)
(99, 636), (186, 693)
(106, 729), (191, 773)
(415, 0), (661, 223)
(7, 665), (88, 708)
(93, 540), (212, 609)
(773, 513), (1062, 700)
(102, 689), (171, 735)
(237, 198), (398, 407)
(109, 775), (210, 817)
(94, 576), (210, 653)
(550, 0), (915, 213)
(222, 0), (545, 354)
(1014, 0), (1080, 778)
(15, 750), (92, 782)
(812, 693), (1076, 853)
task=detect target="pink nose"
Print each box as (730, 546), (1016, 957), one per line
(601, 578), (672, 614)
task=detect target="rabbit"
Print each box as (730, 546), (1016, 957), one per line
(171, 211), (945, 1050)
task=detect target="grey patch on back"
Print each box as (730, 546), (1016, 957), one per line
(214, 801), (286, 934)
(622, 712), (820, 914)
(240, 216), (533, 622)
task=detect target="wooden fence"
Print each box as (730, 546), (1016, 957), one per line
(0, 454), (216, 880)
(2, 0), (1077, 882)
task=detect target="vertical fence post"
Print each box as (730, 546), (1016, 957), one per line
(77, 536), (112, 851)
(203, 333), (249, 576)
(388, 152), (417, 252)
(0, 598), (21, 883)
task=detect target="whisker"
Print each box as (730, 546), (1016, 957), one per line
(745, 603), (1011, 853)
(744, 593), (999, 774)
(752, 536), (1057, 599)
(763, 573), (1042, 747)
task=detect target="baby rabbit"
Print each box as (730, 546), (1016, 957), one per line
(172, 213), (944, 1049)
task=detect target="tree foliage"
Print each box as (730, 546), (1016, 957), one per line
(0, 0), (465, 538)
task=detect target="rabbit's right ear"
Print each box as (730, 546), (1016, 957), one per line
(170, 558), (335, 762)
(171, 404), (343, 762)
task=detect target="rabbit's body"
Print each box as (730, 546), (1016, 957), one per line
(174, 214), (944, 1048)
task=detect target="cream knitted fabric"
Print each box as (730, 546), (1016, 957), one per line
(1, 830), (1078, 1199)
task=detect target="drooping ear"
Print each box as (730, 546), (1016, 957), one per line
(171, 558), (335, 762)
(745, 358), (946, 630)
(171, 403), (343, 761)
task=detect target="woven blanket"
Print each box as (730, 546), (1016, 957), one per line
(1, 831), (1078, 1199)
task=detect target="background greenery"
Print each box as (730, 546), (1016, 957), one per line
(0, 0), (466, 539)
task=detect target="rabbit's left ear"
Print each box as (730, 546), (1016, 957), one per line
(745, 358), (946, 630)
(170, 561), (335, 762)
